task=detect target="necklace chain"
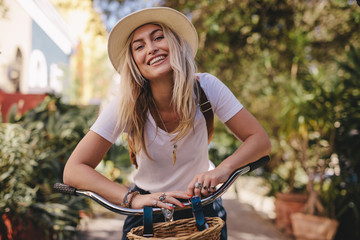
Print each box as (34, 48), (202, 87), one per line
(153, 100), (178, 166)
(154, 103), (169, 133)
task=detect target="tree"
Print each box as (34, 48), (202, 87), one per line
(163, 0), (360, 167)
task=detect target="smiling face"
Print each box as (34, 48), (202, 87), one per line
(131, 24), (172, 82)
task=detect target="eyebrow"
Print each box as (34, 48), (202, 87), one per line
(132, 28), (163, 45)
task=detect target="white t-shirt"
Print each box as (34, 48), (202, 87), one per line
(90, 73), (243, 193)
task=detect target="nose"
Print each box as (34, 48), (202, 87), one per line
(147, 42), (158, 55)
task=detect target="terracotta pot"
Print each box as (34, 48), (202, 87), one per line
(275, 192), (308, 235)
(291, 213), (339, 240)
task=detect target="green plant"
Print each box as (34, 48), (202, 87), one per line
(274, 45), (360, 238)
(329, 45), (360, 240)
(266, 161), (307, 197)
(279, 67), (340, 216)
(0, 95), (98, 239)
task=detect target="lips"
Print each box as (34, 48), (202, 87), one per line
(148, 55), (166, 65)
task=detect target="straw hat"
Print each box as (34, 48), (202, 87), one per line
(107, 7), (198, 72)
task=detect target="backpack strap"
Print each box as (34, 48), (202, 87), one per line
(128, 81), (214, 168)
(196, 80), (214, 144)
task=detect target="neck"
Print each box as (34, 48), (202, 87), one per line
(150, 78), (173, 111)
(149, 76), (180, 133)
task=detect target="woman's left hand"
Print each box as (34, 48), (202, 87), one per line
(187, 167), (232, 198)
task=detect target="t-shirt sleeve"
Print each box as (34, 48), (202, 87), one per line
(199, 73), (243, 123)
(90, 95), (123, 143)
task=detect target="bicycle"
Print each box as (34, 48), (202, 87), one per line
(54, 156), (269, 239)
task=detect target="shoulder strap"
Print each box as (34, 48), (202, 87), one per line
(128, 81), (214, 168)
(196, 80), (214, 144)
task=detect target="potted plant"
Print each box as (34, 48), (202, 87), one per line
(290, 45), (360, 240)
(268, 139), (308, 235)
(288, 124), (339, 240)
(279, 64), (342, 239)
(289, 132), (339, 240)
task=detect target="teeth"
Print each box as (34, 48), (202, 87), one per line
(149, 56), (165, 65)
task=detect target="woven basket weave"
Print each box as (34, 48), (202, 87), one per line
(127, 216), (224, 240)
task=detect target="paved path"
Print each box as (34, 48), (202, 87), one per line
(224, 199), (291, 240)
(75, 191), (292, 240)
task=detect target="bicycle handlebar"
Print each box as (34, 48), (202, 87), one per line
(54, 156), (269, 216)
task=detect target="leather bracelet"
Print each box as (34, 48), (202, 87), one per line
(128, 191), (140, 208)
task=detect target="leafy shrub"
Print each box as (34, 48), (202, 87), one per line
(331, 45), (360, 240)
(0, 96), (98, 239)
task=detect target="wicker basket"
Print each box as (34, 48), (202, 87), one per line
(127, 216), (224, 240)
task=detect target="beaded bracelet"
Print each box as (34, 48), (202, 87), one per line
(128, 191), (140, 208)
(121, 189), (134, 207)
(121, 190), (140, 208)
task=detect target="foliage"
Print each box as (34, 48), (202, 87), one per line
(329, 45), (360, 240)
(265, 161), (308, 196)
(163, 0), (360, 169)
(0, 95), (97, 239)
(164, 0), (360, 92)
(162, 0), (359, 237)
(274, 44), (360, 237)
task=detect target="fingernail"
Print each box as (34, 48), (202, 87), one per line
(187, 194), (193, 197)
(181, 203), (185, 207)
(169, 206), (174, 210)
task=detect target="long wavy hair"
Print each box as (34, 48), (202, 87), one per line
(115, 23), (199, 160)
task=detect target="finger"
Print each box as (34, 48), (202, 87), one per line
(193, 179), (203, 197)
(201, 179), (211, 197)
(169, 192), (192, 200)
(187, 179), (197, 196)
(156, 199), (174, 210)
(163, 195), (186, 208)
(206, 177), (218, 194)
(154, 192), (189, 208)
(208, 182), (217, 193)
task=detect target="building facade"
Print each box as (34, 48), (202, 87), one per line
(0, 0), (77, 95)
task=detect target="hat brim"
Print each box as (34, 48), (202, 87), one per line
(107, 7), (198, 72)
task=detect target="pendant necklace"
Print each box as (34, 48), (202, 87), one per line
(153, 102), (178, 166)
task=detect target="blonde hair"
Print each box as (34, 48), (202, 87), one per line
(115, 23), (198, 160)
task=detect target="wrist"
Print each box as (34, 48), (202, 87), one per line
(128, 191), (140, 208)
(121, 190), (140, 208)
(217, 161), (234, 181)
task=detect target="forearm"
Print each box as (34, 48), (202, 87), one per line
(217, 108), (271, 178)
(217, 131), (271, 176)
(63, 130), (128, 205)
(63, 161), (128, 205)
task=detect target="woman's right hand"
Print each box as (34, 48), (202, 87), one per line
(130, 191), (192, 210)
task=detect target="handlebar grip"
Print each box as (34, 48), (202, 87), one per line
(247, 156), (270, 172)
(53, 183), (78, 196)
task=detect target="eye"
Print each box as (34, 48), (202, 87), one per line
(133, 44), (144, 51)
(154, 35), (164, 41)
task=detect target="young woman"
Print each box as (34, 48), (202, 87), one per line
(63, 7), (271, 240)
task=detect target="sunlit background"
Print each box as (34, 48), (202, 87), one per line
(1, 0), (359, 240)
